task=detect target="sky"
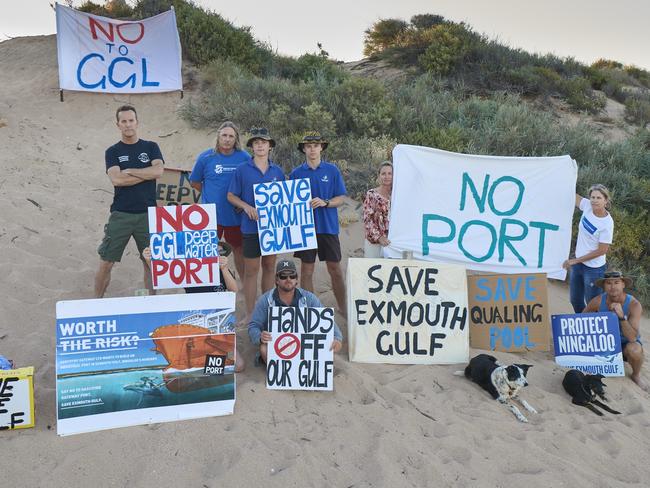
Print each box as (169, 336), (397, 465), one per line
(2, 0), (649, 69)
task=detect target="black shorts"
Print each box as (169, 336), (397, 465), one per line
(242, 233), (262, 259)
(294, 234), (341, 263)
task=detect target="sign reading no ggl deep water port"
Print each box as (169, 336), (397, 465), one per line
(385, 145), (577, 280)
(148, 204), (220, 289)
(56, 3), (182, 93)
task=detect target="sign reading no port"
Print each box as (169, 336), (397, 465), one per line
(274, 333), (301, 360)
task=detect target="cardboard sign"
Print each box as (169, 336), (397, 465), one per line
(148, 204), (220, 289)
(347, 258), (469, 364)
(385, 145), (577, 280)
(266, 307), (334, 391)
(468, 273), (550, 351)
(0, 367), (35, 430)
(156, 167), (201, 206)
(56, 293), (237, 436)
(254, 178), (317, 256)
(551, 312), (624, 376)
(56, 4), (182, 93)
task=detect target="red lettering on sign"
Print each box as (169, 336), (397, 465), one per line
(88, 18), (145, 44)
(155, 205), (211, 232)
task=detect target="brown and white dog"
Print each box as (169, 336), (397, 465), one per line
(459, 354), (537, 422)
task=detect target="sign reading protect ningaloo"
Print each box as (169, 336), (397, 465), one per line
(347, 258), (469, 364)
(56, 4), (182, 93)
(551, 312), (624, 376)
(385, 145), (577, 280)
(56, 293), (237, 436)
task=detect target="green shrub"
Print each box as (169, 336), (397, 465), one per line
(418, 24), (474, 76)
(625, 95), (650, 127)
(363, 19), (409, 57)
(562, 77), (606, 113)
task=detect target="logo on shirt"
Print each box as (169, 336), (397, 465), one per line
(118, 155), (129, 163)
(321, 175), (329, 183)
(214, 165), (224, 174)
(138, 153), (150, 163)
(581, 217), (597, 235)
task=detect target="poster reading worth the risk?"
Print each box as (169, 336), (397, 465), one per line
(266, 307), (334, 391)
(56, 293), (237, 436)
(254, 178), (317, 256)
(148, 203), (220, 289)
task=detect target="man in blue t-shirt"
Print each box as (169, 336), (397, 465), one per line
(94, 105), (164, 298)
(190, 121), (250, 281)
(227, 128), (285, 321)
(289, 132), (347, 317)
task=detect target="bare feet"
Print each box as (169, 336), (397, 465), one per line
(631, 373), (649, 392)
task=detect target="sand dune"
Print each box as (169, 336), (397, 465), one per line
(1, 36), (649, 488)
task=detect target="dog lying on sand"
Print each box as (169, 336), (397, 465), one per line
(458, 354), (537, 423)
(562, 369), (621, 416)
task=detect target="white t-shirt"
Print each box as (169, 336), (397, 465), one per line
(575, 198), (613, 268)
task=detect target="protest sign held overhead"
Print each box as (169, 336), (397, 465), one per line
(385, 145), (576, 280)
(156, 168), (201, 206)
(266, 307), (334, 391)
(347, 258), (468, 364)
(55, 293), (237, 436)
(148, 204), (219, 289)
(56, 4), (182, 93)
(468, 273), (550, 352)
(254, 178), (317, 256)
(0, 367), (35, 430)
(551, 312), (624, 376)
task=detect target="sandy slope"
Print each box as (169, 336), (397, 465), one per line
(1, 36), (649, 488)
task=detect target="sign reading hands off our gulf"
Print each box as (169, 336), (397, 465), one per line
(385, 145), (577, 279)
(347, 258), (468, 364)
(56, 4), (182, 93)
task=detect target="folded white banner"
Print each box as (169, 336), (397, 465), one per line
(386, 145), (577, 279)
(56, 3), (182, 93)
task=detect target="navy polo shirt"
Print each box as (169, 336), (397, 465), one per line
(190, 148), (251, 226)
(289, 160), (346, 235)
(228, 159), (285, 234)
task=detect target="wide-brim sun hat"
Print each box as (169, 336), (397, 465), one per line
(298, 131), (329, 153)
(246, 127), (276, 148)
(594, 270), (632, 289)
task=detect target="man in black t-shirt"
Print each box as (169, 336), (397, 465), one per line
(94, 105), (164, 298)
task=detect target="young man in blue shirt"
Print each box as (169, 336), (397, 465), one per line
(290, 132), (347, 317)
(95, 105), (164, 298)
(227, 128), (285, 320)
(190, 121), (250, 281)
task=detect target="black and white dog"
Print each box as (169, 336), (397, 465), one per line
(460, 354), (537, 423)
(562, 369), (621, 416)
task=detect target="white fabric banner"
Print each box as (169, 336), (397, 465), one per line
(386, 145), (577, 279)
(56, 3), (182, 93)
(347, 258), (469, 364)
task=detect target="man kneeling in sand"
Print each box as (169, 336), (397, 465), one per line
(248, 259), (343, 363)
(583, 270), (646, 390)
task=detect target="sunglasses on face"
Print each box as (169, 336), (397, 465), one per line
(277, 273), (297, 280)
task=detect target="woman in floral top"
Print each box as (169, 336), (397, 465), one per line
(363, 161), (393, 258)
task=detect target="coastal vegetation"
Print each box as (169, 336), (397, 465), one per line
(78, 0), (650, 304)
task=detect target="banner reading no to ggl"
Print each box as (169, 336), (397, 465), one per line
(385, 145), (577, 280)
